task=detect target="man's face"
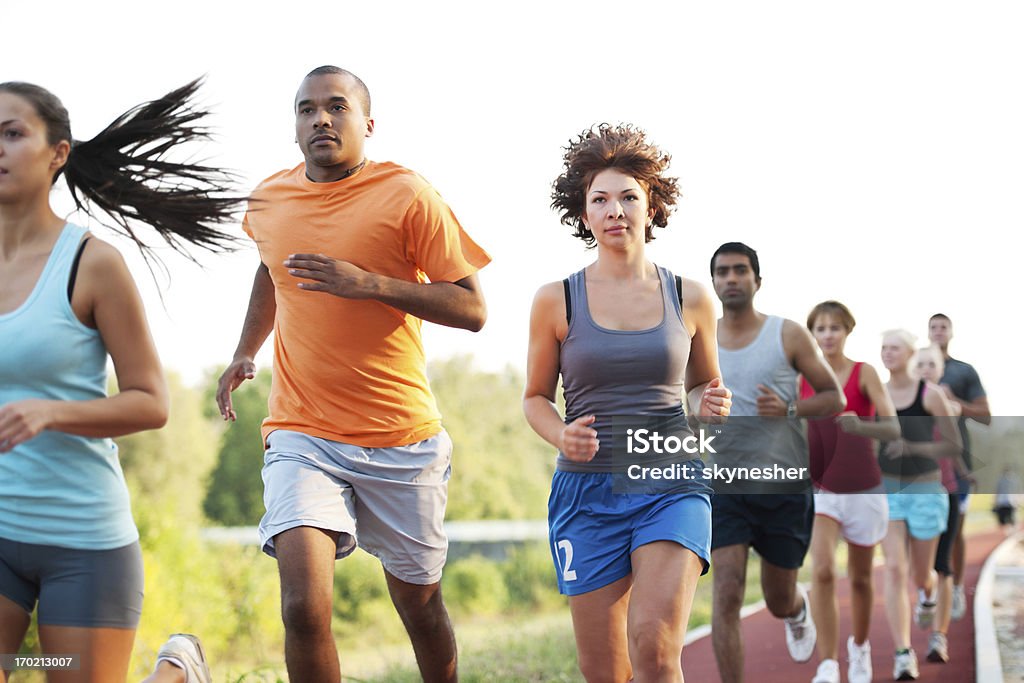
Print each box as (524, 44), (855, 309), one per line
(294, 74), (373, 181)
(928, 317), (952, 348)
(712, 252), (759, 310)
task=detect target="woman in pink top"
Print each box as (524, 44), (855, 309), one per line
(800, 301), (899, 683)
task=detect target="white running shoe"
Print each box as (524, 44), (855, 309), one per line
(926, 631), (949, 663)
(893, 648), (919, 681)
(914, 587), (936, 629)
(811, 658), (840, 683)
(155, 633), (212, 683)
(951, 583), (966, 620)
(784, 584), (817, 662)
(847, 636), (872, 683)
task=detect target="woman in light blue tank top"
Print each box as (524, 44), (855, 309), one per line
(524, 124), (733, 682)
(0, 80), (241, 681)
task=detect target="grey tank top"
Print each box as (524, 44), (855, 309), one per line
(711, 316), (808, 471)
(557, 265), (693, 473)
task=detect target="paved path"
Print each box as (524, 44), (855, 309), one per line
(681, 530), (1004, 682)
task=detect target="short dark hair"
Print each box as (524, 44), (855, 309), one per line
(929, 313), (951, 324)
(710, 242), (761, 281)
(807, 300), (856, 333)
(302, 65), (371, 116)
(551, 123), (679, 247)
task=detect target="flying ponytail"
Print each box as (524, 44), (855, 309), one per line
(0, 78), (244, 259)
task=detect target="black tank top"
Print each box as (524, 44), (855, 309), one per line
(880, 381), (938, 477)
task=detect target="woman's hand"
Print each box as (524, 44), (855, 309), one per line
(698, 378), (732, 423)
(559, 415), (600, 462)
(0, 399), (55, 452)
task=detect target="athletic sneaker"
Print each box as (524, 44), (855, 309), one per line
(893, 648), (919, 681)
(847, 636), (872, 683)
(951, 583), (967, 620)
(914, 587), (936, 629)
(811, 658), (839, 683)
(784, 584), (817, 662)
(926, 632), (949, 663)
(155, 634), (212, 683)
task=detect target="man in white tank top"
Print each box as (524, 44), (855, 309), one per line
(708, 242), (845, 683)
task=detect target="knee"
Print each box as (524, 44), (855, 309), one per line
(764, 584), (798, 619)
(629, 620), (681, 679)
(392, 584), (449, 636)
(577, 659), (624, 683)
(813, 562), (836, 589)
(849, 571), (873, 595)
(714, 584), (744, 618)
(281, 588), (332, 636)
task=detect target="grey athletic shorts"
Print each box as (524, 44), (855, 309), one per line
(259, 429), (453, 585)
(0, 536), (143, 628)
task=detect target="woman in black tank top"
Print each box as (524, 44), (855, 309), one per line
(524, 124), (732, 682)
(878, 329), (963, 677)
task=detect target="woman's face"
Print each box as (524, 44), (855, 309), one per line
(581, 168), (655, 249)
(0, 93), (67, 204)
(915, 348), (944, 383)
(880, 334), (912, 372)
(811, 313), (848, 357)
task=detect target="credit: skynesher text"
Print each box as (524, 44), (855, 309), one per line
(626, 463), (809, 484)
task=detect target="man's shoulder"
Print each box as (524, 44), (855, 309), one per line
(253, 163), (304, 193)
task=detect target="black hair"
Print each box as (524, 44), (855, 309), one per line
(929, 313), (951, 324)
(0, 78), (244, 261)
(710, 242), (761, 281)
(303, 65), (372, 116)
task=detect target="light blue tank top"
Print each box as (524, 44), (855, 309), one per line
(0, 223), (137, 549)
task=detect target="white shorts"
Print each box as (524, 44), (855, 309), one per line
(814, 489), (889, 547)
(259, 429), (452, 584)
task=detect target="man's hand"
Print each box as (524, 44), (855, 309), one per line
(0, 399), (55, 452)
(756, 384), (787, 417)
(216, 358), (256, 421)
(285, 254), (378, 299)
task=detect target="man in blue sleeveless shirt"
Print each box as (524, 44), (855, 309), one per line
(708, 242), (844, 683)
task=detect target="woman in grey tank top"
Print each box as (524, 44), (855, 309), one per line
(524, 124), (732, 682)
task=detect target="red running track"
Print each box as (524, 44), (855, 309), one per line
(681, 531), (1004, 683)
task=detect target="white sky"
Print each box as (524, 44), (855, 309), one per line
(10, 1), (1023, 413)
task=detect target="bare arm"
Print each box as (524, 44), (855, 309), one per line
(681, 279), (731, 419)
(284, 254), (487, 331)
(838, 362), (901, 440)
(954, 394), (991, 426)
(522, 283), (598, 462)
(0, 240), (168, 450)
(216, 262), (276, 421)
(758, 320), (844, 417)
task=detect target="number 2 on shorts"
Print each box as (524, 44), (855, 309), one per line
(556, 539), (578, 581)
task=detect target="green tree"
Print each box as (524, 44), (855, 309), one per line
(117, 371), (219, 529)
(429, 356), (555, 520)
(202, 369), (272, 526)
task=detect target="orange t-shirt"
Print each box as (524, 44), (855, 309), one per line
(243, 160), (491, 447)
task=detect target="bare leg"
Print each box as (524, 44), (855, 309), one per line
(38, 625), (135, 683)
(760, 558), (801, 620)
(568, 575), (632, 683)
(0, 595), (30, 683)
(810, 515), (841, 661)
(710, 544), (749, 683)
(275, 526), (342, 683)
(385, 571), (458, 683)
(951, 512), (967, 585)
(846, 542), (876, 645)
(628, 542), (703, 683)
(882, 521), (911, 650)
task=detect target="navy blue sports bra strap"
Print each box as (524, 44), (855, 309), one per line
(67, 237), (91, 302)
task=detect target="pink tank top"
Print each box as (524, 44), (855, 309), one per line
(799, 362), (881, 492)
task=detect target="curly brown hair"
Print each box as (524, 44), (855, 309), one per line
(551, 123), (679, 247)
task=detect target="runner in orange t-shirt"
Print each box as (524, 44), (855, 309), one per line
(215, 66), (490, 683)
